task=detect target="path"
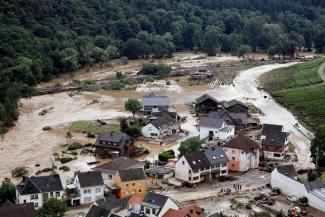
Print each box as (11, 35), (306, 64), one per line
(318, 61), (325, 82)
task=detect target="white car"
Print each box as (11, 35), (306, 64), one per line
(287, 195), (298, 202)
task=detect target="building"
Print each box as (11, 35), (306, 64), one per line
(141, 113), (180, 140)
(16, 174), (64, 209)
(224, 135), (260, 172)
(67, 171), (105, 205)
(146, 166), (174, 185)
(142, 92), (170, 116)
(223, 99), (248, 114)
(114, 168), (147, 198)
(163, 205), (206, 217)
(0, 202), (37, 217)
(140, 192), (179, 217)
(195, 94), (219, 114)
(93, 157), (145, 186)
(175, 147), (229, 184)
(261, 124), (289, 160)
(199, 116), (234, 141)
(304, 181), (325, 213)
(95, 132), (135, 157)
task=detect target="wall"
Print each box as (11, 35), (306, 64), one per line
(114, 175), (147, 198)
(16, 190), (64, 209)
(158, 198), (179, 217)
(142, 123), (160, 139)
(175, 156), (191, 183)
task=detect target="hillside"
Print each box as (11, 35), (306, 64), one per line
(1, 0), (325, 133)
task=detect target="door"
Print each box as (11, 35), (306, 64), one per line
(209, 131), (214, 140)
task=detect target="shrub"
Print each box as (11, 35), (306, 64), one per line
(158, 150), (175, 162)
(67, 142), (83, 150)
(139, 63), (171, 78)
(218, 175), (237, 182)
(41, 167), (52, 173)
(307, 169), (319, 181)
(60, 157), (73, 164)
(11, 167), (29, 178)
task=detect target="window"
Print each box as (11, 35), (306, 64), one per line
(30, 194), (38, 200)
(34, 203), (38, 208)
(84, 189), (91, 194)
(182, 161), (185, 165)
(108, 175), (113, 179)
(141, 206), (144, 211)
(232, 164), (235, 167)
(50, 192), (53, 197)
(232, 157), (235, 160)
(126, 184), (129, 187)
(153, 209), (156, 215)
(55, 192), (60, 197)
(189, 170), (191, 173)
(95, 188), (101, 193)
(139, 189), (142, 192)
(274, 153), (281, 157)
(146, 208), (151, 214)
(132, 183), (136, 186)
(241, 151), (244, 154)
(232, 150), (235, 154)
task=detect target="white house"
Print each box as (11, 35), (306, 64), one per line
(175, 147), (229, 184)
(16, 174), (64, 209)
(67, 171), (105, 205)
(199, 117), (234, 141)
(142, 113), (179, 140)
(140, 192), (179, 217)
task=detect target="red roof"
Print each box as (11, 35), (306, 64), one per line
(163, 205), (205, 217)
(224, 135), (259, 153)
(127, 193), (145, 205)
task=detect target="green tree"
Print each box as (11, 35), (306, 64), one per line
(179, 137), (201, 157)
(237, 45), (251, 60)
(37, 198), (67, 217)
(58, 48), (79, 72)
(139, 64), (171, 78)
(310, 125), (325, 168)
(0, 178), (16, 204)
(122, 38), (144, 59)
(203, 26), (222, 56)
(125, 98), (142, 118)
(250, 212), (271, 217)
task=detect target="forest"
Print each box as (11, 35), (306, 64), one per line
(0, 0), (325, 133)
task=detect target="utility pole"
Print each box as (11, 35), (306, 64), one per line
(316, 146), (319, 170)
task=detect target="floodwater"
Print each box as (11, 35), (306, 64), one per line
(0, 61), (313, 183)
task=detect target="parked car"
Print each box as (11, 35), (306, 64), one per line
(287, 195), (298, 202)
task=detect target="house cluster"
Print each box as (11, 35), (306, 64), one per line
(271, 164), (325, 213)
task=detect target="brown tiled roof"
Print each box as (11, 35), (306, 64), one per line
(162, 209), (188, 217)
(127, 193), (145, 205)
(224, 135), (259, 153)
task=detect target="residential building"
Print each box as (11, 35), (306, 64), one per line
(224, 135), (260, 172)
(146, 166), (174, 185)
(67, 171), (105, 205)
(304, 181), (325, 213)
(93, 157), (145, 186)
(223, 99), (248, 114)
(140, 192), (179, 217)
(16, 174), (64, 209)
(141, 113), (180, 140)
(199, 116), (234, 141)
(261, 124), (289, 160)
(141, 92), (170, 116)
(95, 132), (135, 157)
(0, 202), (37, 217)
(175, 147), (229, 184)
(114, 168), (147, 198)
(195, 94), (219, 114)
(163, 205), (206, 217)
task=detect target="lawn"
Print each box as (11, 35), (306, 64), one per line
(70, 121), (121, 134)
(260, 58), (325, 92)
(272, 84), (325, 131)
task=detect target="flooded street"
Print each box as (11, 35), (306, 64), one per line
(0, 62), (313, 182)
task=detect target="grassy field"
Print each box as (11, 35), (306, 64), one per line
(260, 58), (325, 92)
(272, 84), (325, 131)
(70, 121), (120, 134)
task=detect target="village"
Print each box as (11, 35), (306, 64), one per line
(1, 54), (324, 217)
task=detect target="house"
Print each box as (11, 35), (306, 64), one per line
(223, 99), (248, 114)
(162, 205), (206, 217)
(16, 174), (64, 209)
(140, 192), (179, 217)
(86, 204), (111, 217)
(114, 168), (147, 198)
(95, 132), (135, 158)
(93, 157), (145, 186)
(0, 202), (37, 217)
(142, 92), (170, 116)
(224, 135), (260, 172)
(126, 193), (146, 215)
(195, 94), (219, 113)
(67, 171), (105, 205)
(261, 124), (289, 160)
(146, 166), (174, 185)
(175, 147), (229, 184)
(271, 165), (325, 213)
(199, 116), (234, 141)
(141, 113), (180, 140)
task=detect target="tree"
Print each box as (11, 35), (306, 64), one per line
(251, 212), (271, 217)
(122, 38), (144, 59)
(125, 99), (142, 118)
(37, 198), (67, 217)
(203, 26), (222, 56)
(237, 45), (251, 60)
(139, 64), (171, 78)
(0, 178), (16, 204)
(179, 137), (201, 157)
(58, 48), (79, 72)
(310, 125), (325, 168)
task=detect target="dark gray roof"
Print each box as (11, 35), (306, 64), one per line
(200, 117), (224, 129)
(118, 168), (146, 182)
(93, 157), (144, 172)
(0, 203), (37, 217)
(262, 131), (288, 147)
(150, 113), (176, 129)
(98, 195), (131, 210)
(95, 132), (132, 149)
(228, 113), (248, 124)
(262, 124), (283, 135)
(141, 192), (169, 208)
(209, 213), (221, 217)
(276, 164), (297, 178)
(142, 92), (170, 107)
(77, 171), (104, 188)
(223, 99), (248, 109)
(184, 151), (210, 171)
(203, 147), (229, 165)
(208, 108), (228, 119)
(17, 174), (63, 195)
(304, 181), (325, 192)
(86, 205), (111, 217)
(195, 94), (218, 104)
